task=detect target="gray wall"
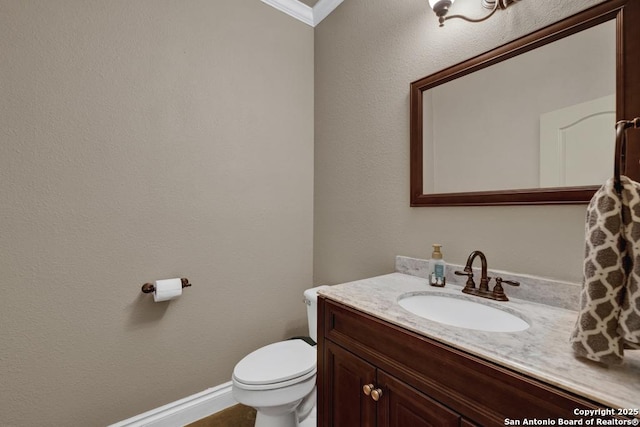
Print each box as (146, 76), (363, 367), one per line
(314, 0), (605, 286)
(0, 0), (313, 425)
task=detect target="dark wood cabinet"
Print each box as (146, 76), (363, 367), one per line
(324, 340), (376, 426)
(324, 340), (460, 427)
(377, 370), (461, 427)
(317, 297), (621, 427)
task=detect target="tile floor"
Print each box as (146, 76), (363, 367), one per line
(187, 404), (316, 427)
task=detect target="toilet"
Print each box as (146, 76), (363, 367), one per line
(232, 286), (328, 427)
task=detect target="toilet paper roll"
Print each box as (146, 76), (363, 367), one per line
(153, 278), (183, 302)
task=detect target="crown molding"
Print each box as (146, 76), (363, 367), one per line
(261, 0), (314, 26)
(313, 0), (344, 26)
(261, 0), (344, 27)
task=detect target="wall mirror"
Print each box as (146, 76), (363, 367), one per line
(410, 0), (640, 206)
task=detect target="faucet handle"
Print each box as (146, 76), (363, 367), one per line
(495, 277), (520, 287)
(455, 269), (475, 290)
(454, 269), (473, 277)
(492, 277), (520, 301)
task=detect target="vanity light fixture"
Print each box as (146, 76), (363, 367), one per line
(428, 0), (518, 27)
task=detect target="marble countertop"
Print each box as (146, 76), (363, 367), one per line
(319, 272), (640, 411)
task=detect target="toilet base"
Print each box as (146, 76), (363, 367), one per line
(233, 367), (316, 427)
(254, 408), (299, 427)
(252, 390), (316, 427)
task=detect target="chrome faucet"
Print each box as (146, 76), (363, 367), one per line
(454, 250), (519, 301)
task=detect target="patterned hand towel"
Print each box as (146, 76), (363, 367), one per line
(570, 176), (640, 365)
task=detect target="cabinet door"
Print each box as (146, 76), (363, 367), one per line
(377, 370), (461, 427)
(324, 341), (377, 427)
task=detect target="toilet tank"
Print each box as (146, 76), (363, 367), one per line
(303, 286), (330, 342)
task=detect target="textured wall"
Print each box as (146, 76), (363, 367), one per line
(314, 0), (606, 286)
(0, 0), (313, 425)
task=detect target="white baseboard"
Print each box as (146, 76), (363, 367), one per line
(108, 382), (235, 427)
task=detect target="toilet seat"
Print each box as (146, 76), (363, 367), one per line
(233, 340), (316, 391)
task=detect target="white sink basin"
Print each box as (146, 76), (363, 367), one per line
(398, 293), (529, 332)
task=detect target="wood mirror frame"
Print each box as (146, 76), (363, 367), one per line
(410, 0), (640, 207)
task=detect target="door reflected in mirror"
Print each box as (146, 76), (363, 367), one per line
(422, 20), (615, 194)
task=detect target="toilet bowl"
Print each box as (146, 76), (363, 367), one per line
(231, 286), (328, 427)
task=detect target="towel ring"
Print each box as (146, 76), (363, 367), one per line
(614, 118), (640, 194)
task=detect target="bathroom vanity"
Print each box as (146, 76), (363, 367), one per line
(316, 267), (640, 426)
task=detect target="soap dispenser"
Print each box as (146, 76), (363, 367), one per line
(429, 244), (446, 287)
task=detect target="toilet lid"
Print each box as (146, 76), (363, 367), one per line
(233, 340), (316, 386)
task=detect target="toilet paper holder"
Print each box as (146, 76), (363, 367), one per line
(141, 278), (192, 294)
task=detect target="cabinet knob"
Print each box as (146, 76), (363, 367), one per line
(363, 384), (374, 396)
(371, 388), (383, 401)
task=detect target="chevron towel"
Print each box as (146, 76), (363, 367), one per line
(570, 176), (640, 365)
